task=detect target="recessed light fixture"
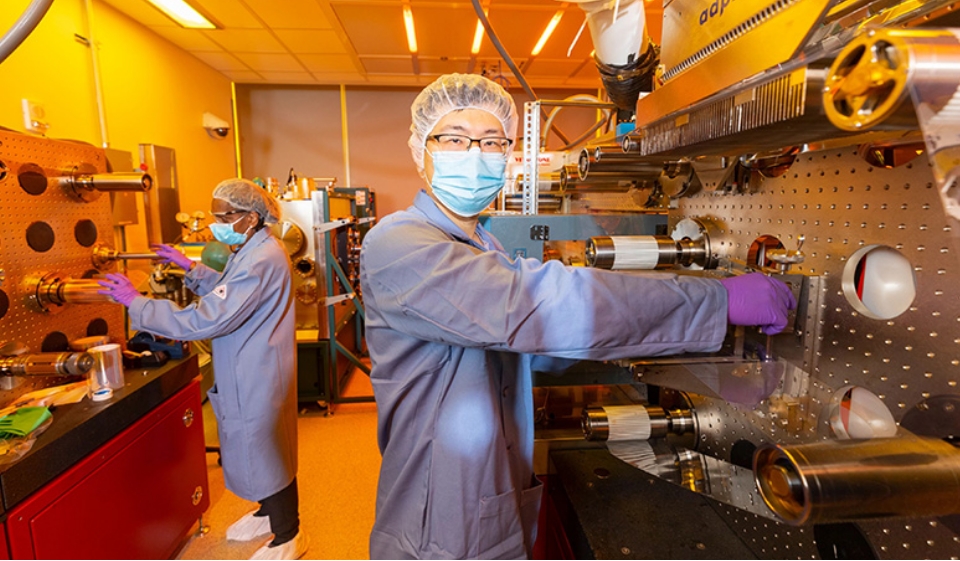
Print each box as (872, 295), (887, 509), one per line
(145, 0), (217, 29)
(532, 9), (564, 56)
(403, 5), (418, 54)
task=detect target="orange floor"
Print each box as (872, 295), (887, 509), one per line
(175, 369), (380, 560)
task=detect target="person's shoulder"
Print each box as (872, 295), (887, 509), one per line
(364, 207), (443, 247)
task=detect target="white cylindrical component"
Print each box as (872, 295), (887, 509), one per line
(571, 0), (647, 66)
(611, 236), (664, 270)
(605, 404), (652, 441)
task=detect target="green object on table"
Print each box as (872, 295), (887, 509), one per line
(0, 407), (51, 438)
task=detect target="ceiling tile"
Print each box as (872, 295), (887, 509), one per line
(257, 71), (318, 83)
(100, 0), (173, 26)
(573, 59), (602, 81)
(191, 51), (251, 71)
(203, 29), (287, 53)
(528, 6), (595, 60)
(194, 0), (262, 28)
(310, 72), (368, 85)
(419, 58), (474, 76)
(522, 59), (585, 77)
(409, 5), (476, 59)
(223, 70), (266, 82)
(480, 6), (549, 59)
(235, 52), (306, 72)
(96, 0), (628, 90)
(331, 3), (407, 56)
(239, 0), (332, 29)
(360, 57), (416, 75)
(276, 30), (347, 54)
(149, 26), (224, 51)
(298, 54), (359, 73)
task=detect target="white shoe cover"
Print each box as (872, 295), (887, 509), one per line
(226, 510), (271, 542)
(250, 531), (309, 560)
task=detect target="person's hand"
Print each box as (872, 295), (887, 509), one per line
(97, 273), (140, 307)
(719, 273), (797, 335)
(152, 244), (193, 270)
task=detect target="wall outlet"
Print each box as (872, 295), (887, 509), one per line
(22, 99), (49, 134)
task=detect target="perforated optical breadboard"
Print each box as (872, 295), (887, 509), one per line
(0, 131), (124, 404)
(673, 147), (960, 558)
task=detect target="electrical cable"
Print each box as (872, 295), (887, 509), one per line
(0, 0), (54, 64)
(541, 94), (615, 151)
(470, 0), (571, 145)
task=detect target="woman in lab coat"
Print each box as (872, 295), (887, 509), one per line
(98, 178), (306, 561)
(359, 74), (795, 559)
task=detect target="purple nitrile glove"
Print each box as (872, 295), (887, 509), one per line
(719, 273), (797, 335)
(97, 273), (140, 307)
(152, 244), (193, 270)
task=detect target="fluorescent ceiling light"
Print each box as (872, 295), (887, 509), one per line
(145, 0), (217, 29)
(532, 10), (564, 56)
(403, 5), (418, 53)
(471, 17), (485, 55)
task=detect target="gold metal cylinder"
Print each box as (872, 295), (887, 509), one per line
(57, 279), (113, 304)
(754, 437), (960, 525)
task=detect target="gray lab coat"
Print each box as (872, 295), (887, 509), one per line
(360, 191), (727, 559)
(128, 227), (297, 501)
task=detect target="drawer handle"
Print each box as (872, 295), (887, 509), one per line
(183, 408), (194, 427)
(192, 486), (203, 506)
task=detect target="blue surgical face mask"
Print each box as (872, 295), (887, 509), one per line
(429, 149), (507, 217)
(209, 215), (250, 245)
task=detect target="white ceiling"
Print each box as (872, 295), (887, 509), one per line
(101, 0), (663, 89)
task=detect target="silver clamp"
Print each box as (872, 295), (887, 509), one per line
(323, 293), (355, 307)
(315, 218), (353, 234)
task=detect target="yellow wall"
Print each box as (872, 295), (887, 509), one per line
(0, 0), (235, 250)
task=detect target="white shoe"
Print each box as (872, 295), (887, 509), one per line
(226, 510), (271, 542)
(250, 531), (309, 560)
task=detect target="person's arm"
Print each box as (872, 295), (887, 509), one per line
(128, 258), (279, 341)
(183, 261), (222, 296)
(361, 222), (727, 361)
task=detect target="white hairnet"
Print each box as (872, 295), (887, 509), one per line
(212, 178), (282, 224)
(408, 73), (519, 176)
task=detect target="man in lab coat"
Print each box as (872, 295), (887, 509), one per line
(98, 178), (307, 560)
(359, 73), (795, 559)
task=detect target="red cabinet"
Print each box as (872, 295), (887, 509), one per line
(6, 380), (208, 559)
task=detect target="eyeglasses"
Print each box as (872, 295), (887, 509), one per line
(211, 210), (246, 223)
(427, 134), (512, 155)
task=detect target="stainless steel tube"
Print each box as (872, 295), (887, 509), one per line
(0, 352), (95, 376)
(754, 437), (960, 525)
(559, 166), (632, 191)
(73, 172), (152, 192)
(578, 147), (664, 180)
(114, 252), (160, 260)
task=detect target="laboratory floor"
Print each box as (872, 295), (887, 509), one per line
(175, 369), (380, 560)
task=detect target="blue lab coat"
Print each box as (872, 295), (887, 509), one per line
(360, 191), (728, 559)
(128, 227), (297, 502)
